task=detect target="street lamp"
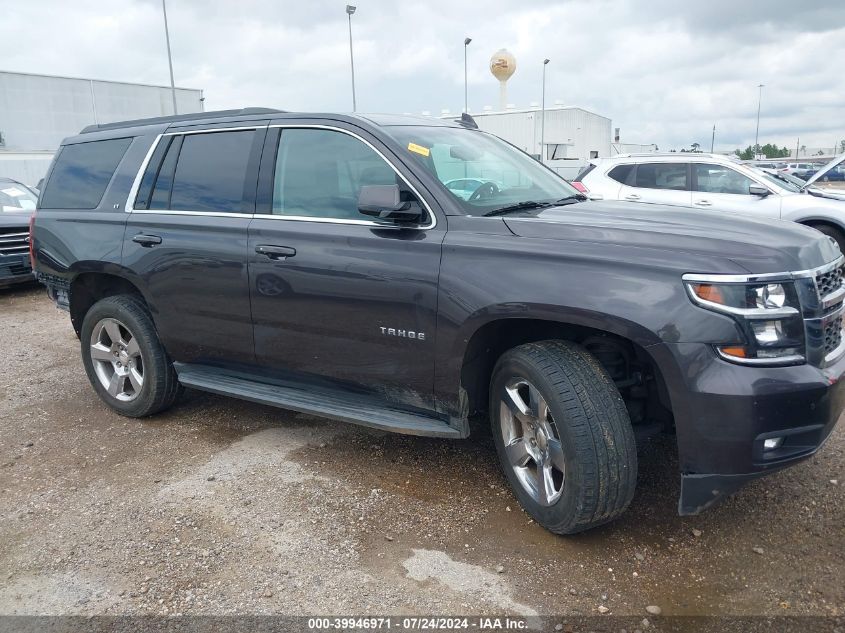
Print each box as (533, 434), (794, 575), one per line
(161, 0), (178, 114)
(346, 5), (357, 112)
(754, 83), (764, 158)
(463, 37), (472, 113)
(540, 59), (549, 163)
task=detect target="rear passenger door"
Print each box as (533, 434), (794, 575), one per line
(124, 124), (267, 364)
(616, 162), (692, 207)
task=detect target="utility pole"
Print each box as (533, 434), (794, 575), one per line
(162, 0), (178, 115)
(710, 124), (715, 153)
(754, 83), (764, 159)
(540, 59), (549, 163)
(463, 37), (472, 113)
(346, 5), (357, 112)
(796, 137), (800, 160)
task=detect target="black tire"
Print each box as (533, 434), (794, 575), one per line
(79, 294), (180, 417)
(490, 340), (637, 534)
(810, 224), (845, 255)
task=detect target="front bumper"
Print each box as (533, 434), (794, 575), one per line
(0, 254), (34, 288)
(653, 342), (845, 515)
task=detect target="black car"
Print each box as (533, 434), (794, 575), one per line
(31, 108), (845, 534)
(0, 177), (37, 288)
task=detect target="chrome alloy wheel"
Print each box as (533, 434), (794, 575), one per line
(89, 318), (144, 402)
(499, 377), (566, 506)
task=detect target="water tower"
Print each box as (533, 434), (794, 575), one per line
(489, 49), (516, 111)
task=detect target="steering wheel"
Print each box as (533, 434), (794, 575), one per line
(469, 181), (499, 202)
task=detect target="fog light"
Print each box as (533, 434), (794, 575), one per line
(763, 437), (784, 450)
(751, 320), (786, 345)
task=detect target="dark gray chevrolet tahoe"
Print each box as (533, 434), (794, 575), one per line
(31, 108), (845, 534)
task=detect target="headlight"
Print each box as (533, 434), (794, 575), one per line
(685, 279), (805, 365)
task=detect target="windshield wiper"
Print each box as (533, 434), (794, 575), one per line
(482, 201), (554, 217)
(555, 194), (588, 203)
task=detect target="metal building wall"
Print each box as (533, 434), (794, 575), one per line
(468, 106), (611, 177)
(0, 71), (203, 152)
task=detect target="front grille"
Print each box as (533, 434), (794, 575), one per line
(816, 264), (844, 297)
(824, 315), (843, 355)
(0, 227), (30, 256)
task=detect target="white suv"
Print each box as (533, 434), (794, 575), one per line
(574, 153), (845, 250)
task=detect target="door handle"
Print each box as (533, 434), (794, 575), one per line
(694, 200), (712, 207)
(624, 194), (641, 201)
(132, 234), (162, 247)
(255, 244), (296, 260)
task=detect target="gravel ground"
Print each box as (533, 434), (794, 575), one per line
(0, 285), (843, 623)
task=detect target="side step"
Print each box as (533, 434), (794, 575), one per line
(174, 363), (463, 439)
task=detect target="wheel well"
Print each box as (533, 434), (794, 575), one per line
(69, 273), (145, 337)
(801, 219), (845, 237)
(460, 319), (674, 429)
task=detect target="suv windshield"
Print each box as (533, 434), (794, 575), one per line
(753, 169), (802, 193)
(384, 125), (578, 215)
(0, 182), (38, 212)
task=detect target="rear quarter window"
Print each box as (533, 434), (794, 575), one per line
(607, 164), (635, 185)
(40, 138), (132, 209)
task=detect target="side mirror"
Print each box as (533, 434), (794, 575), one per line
(749, 184), (770, 197)
(358, 184), (423, 224)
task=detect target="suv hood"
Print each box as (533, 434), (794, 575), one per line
(502, 200), (839, 274)
(0, 210), (32, 228)
(803, 153), (845, 189)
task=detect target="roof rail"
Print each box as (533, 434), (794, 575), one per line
(607, 152), (741, 162)
(80, 107), (285, 134)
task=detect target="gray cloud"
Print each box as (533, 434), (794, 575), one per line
(0, 0), (842, 151)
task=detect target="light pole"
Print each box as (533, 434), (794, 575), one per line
(540, 59), (549, 163)
(710, 124), (715, 153)
(346, 5), (357, 112)
(161, 0), (178, 115)
(754, 83), (764, 159)
(463, 37), (472, 113)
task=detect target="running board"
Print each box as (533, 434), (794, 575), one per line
(174, 363), (462, 438)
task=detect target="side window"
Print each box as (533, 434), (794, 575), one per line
(272, 128), (400, 219)
(634, 163), (688, 190)
(40, 137), (132, 209)
(607, 164), (634, 185)
(135, 131), (254, 212)
(694, 164), (756, 195)
(170, 131), (254, 212)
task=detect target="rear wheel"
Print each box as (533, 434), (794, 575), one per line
(80, 294), (180, 417)
(490, 340), (637, 534)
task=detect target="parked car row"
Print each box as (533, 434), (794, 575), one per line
(0, 177), (38, 289)
(574, 152), (845, 250)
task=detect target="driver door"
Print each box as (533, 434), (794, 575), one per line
(247, 123), (446, 410)
(691, 163), (782, 218)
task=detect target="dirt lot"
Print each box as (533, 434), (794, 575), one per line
(1, 285), (843, 623)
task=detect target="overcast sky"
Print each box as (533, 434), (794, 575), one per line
(1, 0), (843, 152)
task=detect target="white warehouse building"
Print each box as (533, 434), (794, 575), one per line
(0, 70), (204, 185)
(453, 104), (612, 179)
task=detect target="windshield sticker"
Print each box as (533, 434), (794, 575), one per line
(1, 187), (27, 197)
(407, 142), (430, 157)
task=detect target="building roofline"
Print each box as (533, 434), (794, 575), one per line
(0, 69), (201, 93)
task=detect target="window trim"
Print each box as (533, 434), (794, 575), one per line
(126, 126), (263, 216)
(125, 124), (438, 230)
(256, 124), (436, 229)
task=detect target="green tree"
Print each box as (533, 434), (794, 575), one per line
(735, 143), (791, 160)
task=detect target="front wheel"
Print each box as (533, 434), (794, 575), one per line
(80, 294), (181, 417)
(490, 340), (638, 534)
